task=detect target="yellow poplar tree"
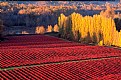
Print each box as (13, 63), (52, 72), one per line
(58, 12), (121, 47)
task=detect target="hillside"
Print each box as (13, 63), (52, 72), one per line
(0, 35), (121, 79)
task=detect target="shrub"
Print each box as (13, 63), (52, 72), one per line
(35, 26), (45, 34)
(47, 25), (52, 32)
(53, 24), (59, 32)
(21, 31), (29, 34)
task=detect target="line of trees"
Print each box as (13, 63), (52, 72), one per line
(58, 12), (121, 47)
(35, 24), (59, 34)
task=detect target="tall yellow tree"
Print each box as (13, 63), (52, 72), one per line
(58, 12), (121, 47)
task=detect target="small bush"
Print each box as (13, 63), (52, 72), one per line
(47, 25), (52, 32)
(53, 24), (59, 32)
(21, 31), (29, 34)
(35, 26), (45, 34)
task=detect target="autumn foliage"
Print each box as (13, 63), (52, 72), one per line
(58, 12), (121, 47)
(53, 24), (59, 32)
(100, 5), (115, 18)
(35, 26), (45, 34)
(47, 25), (53, 32)
(21, 31), (29, 34)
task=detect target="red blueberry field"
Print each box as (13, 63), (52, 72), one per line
(0, 35), (121, 79)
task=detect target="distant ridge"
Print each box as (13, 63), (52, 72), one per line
(0, 0), (118, 2)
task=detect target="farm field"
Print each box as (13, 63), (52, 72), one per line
(1, 57), (121, 80)
(0, 35), (121, 79)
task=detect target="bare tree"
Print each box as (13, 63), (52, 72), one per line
(0, 19), (3, 38)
